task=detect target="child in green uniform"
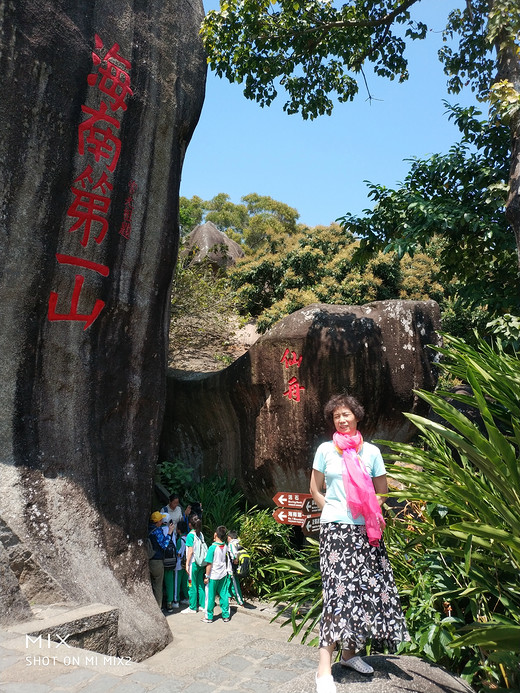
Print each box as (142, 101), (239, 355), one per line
(202, 525), (232, 623)
(180, 514), (206, 614)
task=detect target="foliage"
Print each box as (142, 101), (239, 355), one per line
(201, 0), (427, 120)
(439, 0), (519, 104)
(339, 104), (518, 318)
(188, 475), (245, 540)
(382, 332), (520, 690)
(235, 508), (297, 598)
(228, 223), (449, 333)
(168, 254), (239, 369)
(383, 508), (493, 685)
(157, 458), (195, 500)
(179, 192), (300, 253)
(179, 195), (204, 236)
(268, 537), (323, 645)
(486, 314), (520, 352)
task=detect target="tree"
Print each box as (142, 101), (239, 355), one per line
(168, 255), (239, 370)
(228, 223), (448, 332)
(179, 195), (204, 236)
(204, 192), (249, 237)
(201, 0), (520, 274)
(180, 192), (300, 251)
(340, 104), (518, 317)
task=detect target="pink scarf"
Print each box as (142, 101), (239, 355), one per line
(333, 430), (385, 547)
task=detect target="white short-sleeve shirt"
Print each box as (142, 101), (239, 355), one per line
(312, 440), (386, 525)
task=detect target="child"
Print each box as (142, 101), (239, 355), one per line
(227, 530), (244, 606)
(202, 525), (232, 623)
(181, 514), (206, 614)
(174, 520), (190, 606)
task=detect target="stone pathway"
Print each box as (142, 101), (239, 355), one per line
(0, 602), (474, 693)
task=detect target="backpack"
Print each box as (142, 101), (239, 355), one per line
(147, 530), (162, 560)
(146, 537), (155, 559)
(179, 536), (187, 569)
(163, 537), (177, 569)
(236, 546), (251, 578)
(192, 533), (208, 567)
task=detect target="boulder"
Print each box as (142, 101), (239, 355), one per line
(161, 300), (441, 505)
(0, 0), (206, 659)
(185, 221), (245, 269)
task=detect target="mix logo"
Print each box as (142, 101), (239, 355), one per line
(25, 634), (72, 649)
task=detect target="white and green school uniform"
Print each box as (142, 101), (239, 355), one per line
(186, 530), (205, 611)
(204, 541), (231, 621)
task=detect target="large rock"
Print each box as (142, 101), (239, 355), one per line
(161, 300), (441, 505)
(185, 221), (245, 269)
(0, 0), (206, 659)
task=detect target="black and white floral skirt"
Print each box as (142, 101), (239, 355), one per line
(319, 522), (410, 652)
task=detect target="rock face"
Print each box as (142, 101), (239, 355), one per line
(161, 301), (441, 505)
(185, 221), (245, 269)
(0, 0), (206, 659)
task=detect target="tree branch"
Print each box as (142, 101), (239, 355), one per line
(287, 0), (420, 35)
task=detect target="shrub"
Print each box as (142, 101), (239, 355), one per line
(236, 508), (297, 599)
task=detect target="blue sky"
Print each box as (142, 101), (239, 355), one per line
(180, 1), (479, 228)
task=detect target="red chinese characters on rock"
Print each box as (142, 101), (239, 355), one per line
(119, 180), (137, 239)
(280, 347), (306, 402)
(88, 35), (133, 112)
(68, 167), (113, 247)
(78, 103), (121, 171)
(280, 347), (303, 368)
(48, 35), (133, 330)
(283, 376), (306, 402)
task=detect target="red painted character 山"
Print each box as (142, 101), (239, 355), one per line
(48, 255), (110, 330)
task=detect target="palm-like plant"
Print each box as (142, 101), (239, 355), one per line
(384, 334), (520, 690)
(268, 537), (322, 644)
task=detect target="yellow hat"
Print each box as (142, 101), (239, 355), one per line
(150, 511), (167, 523)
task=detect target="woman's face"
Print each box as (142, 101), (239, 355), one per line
(333, 406), (358, 434)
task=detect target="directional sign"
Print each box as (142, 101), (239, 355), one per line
(272, 492), (320, 515)
(272, 507), (321, 527)
(301, 515), (321, 536)
(272, 508), (304, 526)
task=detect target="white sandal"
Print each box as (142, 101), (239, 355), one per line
(339, 655), (374, 675)
(315, 672), (337, 693)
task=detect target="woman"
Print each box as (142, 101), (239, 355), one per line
(310, 394), (409, 693)
(180, 513), (206, 614)
(147, 511), (175, 608)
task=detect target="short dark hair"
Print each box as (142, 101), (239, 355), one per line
(324, 394), (365, 428)
(169, 493), (179, 502)
(216, 525), (228, 542)
(177, 520), (188, 534)
(227, 530), (238, 539)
